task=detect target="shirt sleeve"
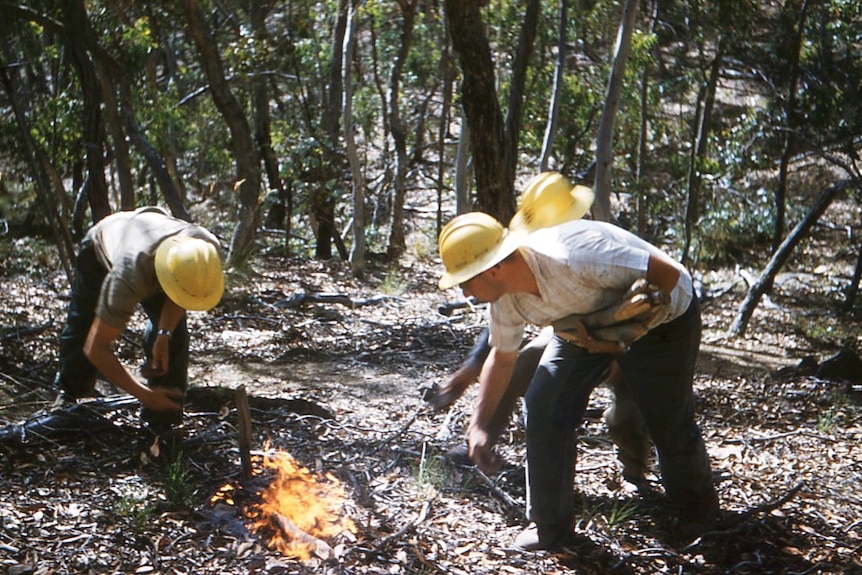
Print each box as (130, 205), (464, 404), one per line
(488, 300), (527, 353)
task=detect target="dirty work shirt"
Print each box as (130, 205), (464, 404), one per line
(487, 219), (693, 352)
(87, 207), (221, 328)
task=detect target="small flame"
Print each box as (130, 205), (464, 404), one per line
(245, 450), (356, 560)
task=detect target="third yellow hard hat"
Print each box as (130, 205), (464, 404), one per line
(509, 172), (594, 233)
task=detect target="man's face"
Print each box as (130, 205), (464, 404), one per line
(459, 266), (505, 303)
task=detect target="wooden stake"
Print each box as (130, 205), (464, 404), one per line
(235, 385), (253, 478)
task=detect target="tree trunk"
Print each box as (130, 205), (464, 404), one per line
(681, 36), (725, 266)
(184, 0), (262, 268)
(593, 0), (639, 223)
(845, 234), (862, 312)
(436, 16), (454, 236)
(539, 0), (568, 172)
(311, 0), (350, 260)
(63, 0), (110, 223)
(386, 0), (418, 258)
(729, 180), (848, 337)
(0, 66), (75, 282)
(454, 110), (472, 216)
(343, 0), (365, 274)
(116, 76), (190, 221)
(443, 0), (511, 221)
(773, 0), (811, 254)
(250, 0), (288, 248)
(97, 64), (134, 210)
(503, 0), (540, 191)
(635, 0), (659, 238)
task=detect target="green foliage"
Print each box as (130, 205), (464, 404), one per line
(575, 496), (639, 529)
(411, 442), (448, 499)
(692, 187), (776, 265)
(162, 449), (199, 509)
(606, 497), (639, 526)
(818, 390), (848, 434)
(1, 0), (860, 268)
(112, 485), (156, 534)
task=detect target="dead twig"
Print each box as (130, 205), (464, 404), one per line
(474, 469), (524, 515)
(235, 385), (253, 479)
(364, 403), (427, 455)
(682, 482), (806, 550)
(374, 500), (431, 549)
(1, 320), (53, 342)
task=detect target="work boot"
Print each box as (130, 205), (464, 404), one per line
(514, 515), (574, 551)
(444, 442), (473, 466)
(675, 487), (721, 539)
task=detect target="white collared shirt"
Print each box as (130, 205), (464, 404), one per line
(488, 220), (692, 352)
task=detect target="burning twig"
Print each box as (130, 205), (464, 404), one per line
(272, 512), (333, 560)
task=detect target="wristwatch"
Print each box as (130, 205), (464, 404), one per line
(156, 328), (172, 340)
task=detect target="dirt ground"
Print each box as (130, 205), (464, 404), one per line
(1, 203), (861, 574)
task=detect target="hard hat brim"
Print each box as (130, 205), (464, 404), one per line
(438, 228), (527, 290)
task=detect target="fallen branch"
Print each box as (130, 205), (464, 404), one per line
(436, 299), (478, 317)
(1, 320), (53, 342)
(364, 403), (425, 456)
(475, 469), (523, 515)
(275, 291), (404, 310)
(0, 396), (138, 444)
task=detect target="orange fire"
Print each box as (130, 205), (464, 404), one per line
(244, 450), (356, 561)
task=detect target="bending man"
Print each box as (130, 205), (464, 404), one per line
(437, 184), (718, 551)
(54, 206), (224, 433)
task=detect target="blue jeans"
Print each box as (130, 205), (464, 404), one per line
(523, 296), (715, 525)
(55, 239), (190, 423)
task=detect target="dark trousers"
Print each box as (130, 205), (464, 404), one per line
(523, 296), (715, 526)
(55, 240), (190, 422)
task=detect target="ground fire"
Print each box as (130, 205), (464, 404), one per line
(212, 449), (356, 561)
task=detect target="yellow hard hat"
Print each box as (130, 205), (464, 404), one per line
(509, 172), (594, 233)
(155, 236), (225, 311)
(437, 212), (526, 290)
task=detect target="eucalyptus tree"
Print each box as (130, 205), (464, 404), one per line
(383, 0), (418, 258)
(183, 0), (262, 268)
(343, 0), (365, 272)
(442, 0), (540, 223)
(592, 0), (639, 223)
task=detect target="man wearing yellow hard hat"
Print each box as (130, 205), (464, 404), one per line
(437, 172), (718, 551)
(431, 173), (651, 488)
(54, 206), (225, 434)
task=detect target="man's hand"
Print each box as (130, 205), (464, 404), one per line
(142, 385), (184, 412)
(468, 423), (502, 474)
(143, 336), (171, 377)
(427, 361), (481, 410)
(574, 321), (628, 354)
(552, 279), (671, 349)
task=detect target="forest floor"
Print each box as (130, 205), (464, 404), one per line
(1, 199), (861, 575)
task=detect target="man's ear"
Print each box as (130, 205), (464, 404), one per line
(485, 262), (504, 280)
